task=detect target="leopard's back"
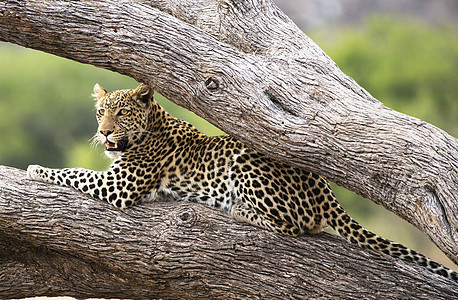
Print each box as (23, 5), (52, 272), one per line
(27, 83), (457, 283)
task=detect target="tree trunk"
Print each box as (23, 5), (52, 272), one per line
(1, 0), (456, 264)
(0, 0), (457, 297)
(0, 166), (456, 299)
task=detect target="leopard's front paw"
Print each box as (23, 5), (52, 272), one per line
(27, 164), (46, 181)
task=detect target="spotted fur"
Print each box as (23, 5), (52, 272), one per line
(27, 83), (457, 283)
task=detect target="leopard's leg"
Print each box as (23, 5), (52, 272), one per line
(27, 164), (149, 209)
(231, 202), (301, 236)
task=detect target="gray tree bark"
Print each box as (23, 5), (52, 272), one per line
(0, 0), (457, 298)
(0, 166), (457, 299)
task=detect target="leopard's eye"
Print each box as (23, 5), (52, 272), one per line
(118, 108), (131, 116)
(97, 108), (105, 116)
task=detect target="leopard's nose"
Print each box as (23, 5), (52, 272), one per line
(100, 130), (113, 137)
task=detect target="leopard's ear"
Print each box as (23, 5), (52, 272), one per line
(93, 83), (107, 100)
(132, 83), (153, 107)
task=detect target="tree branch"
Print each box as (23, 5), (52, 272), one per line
(0, 0), (456, 275)
(0, 166), (456, 299)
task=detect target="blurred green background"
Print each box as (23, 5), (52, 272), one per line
(0, 16), (456, 268)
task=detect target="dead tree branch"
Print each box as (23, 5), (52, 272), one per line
(0, 0), (457, 297)
(0, 166), (457, 299)
(0, 0), (456, 262)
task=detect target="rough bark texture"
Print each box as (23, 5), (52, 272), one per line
(0, 166), (457, 299)
(0, 0), (457, 298)
(0, 0), (457, 262)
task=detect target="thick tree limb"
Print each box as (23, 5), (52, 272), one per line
(0, 0), (457, 263)
(1, 0), (456, 263)
(0, 0), (457, 289)
(0, 166), (457, 299)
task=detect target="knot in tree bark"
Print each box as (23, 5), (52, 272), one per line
(205, 76), (220, 90)
(173, 206), (197, 227)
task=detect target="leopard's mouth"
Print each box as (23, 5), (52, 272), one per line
(105, 137), (128, 152)
(105, 140), (116, 149)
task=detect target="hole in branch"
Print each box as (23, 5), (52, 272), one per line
(205, 77), (219, 90)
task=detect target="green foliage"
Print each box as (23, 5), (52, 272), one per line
(311, 16), (457, 268)
(311, 16), (458, 137)
(0, 44), (222, 170)
(0, 44), (132, 169)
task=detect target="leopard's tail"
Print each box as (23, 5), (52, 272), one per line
(327, 201), (457, 283)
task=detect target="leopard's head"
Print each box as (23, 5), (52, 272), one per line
(93, 83), (153, 159)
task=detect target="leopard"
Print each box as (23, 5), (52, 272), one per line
(27, 83), (457, 283)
